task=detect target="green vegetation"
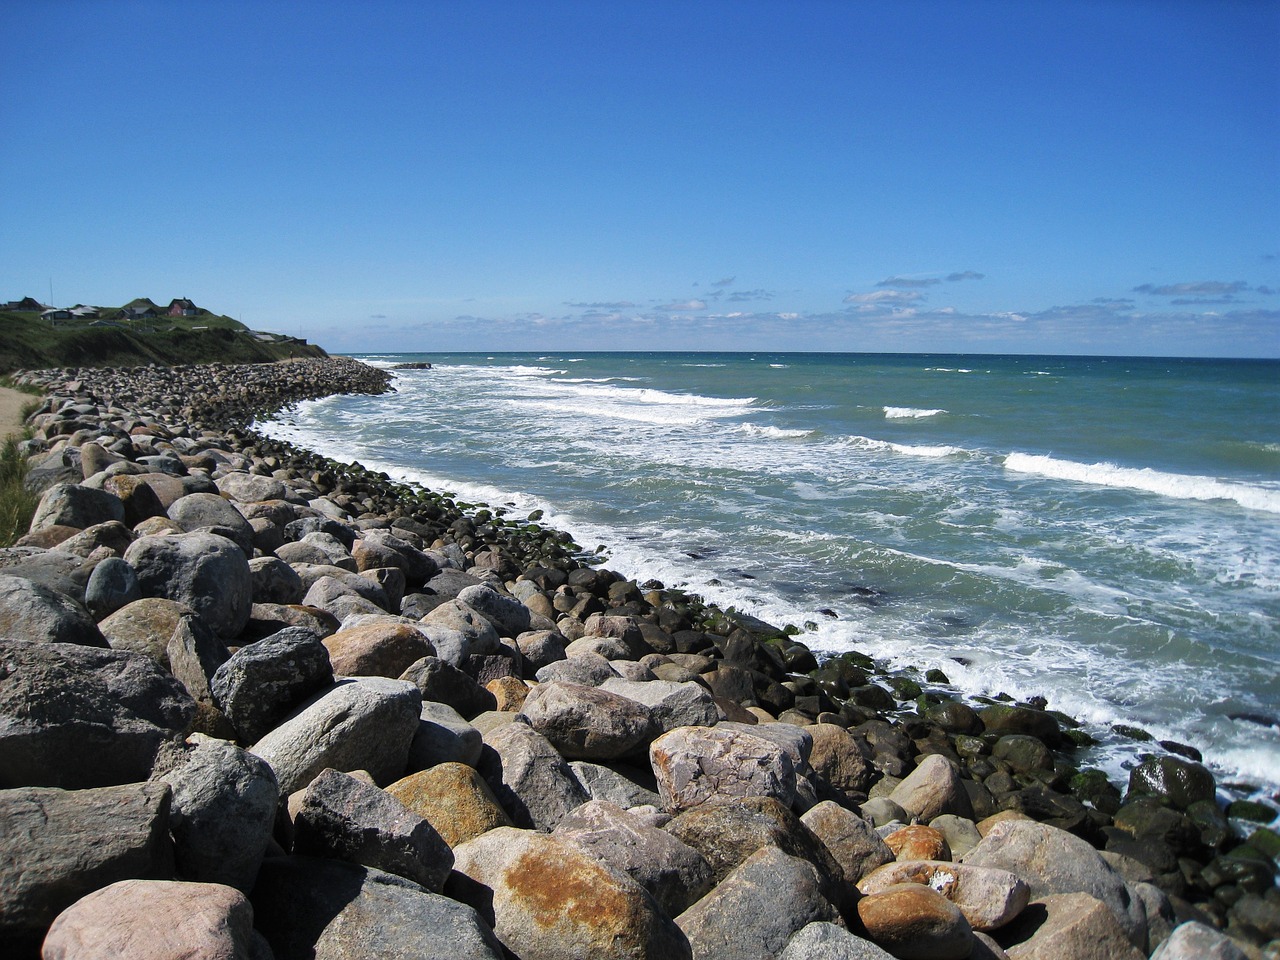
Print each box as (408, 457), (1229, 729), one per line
(0, 306), (327, 373)
(0, 435), (38, 547)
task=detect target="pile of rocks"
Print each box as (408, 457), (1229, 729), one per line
(1, 359), (1275, 960)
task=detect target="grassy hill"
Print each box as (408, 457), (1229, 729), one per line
(0, 308), (327, 373)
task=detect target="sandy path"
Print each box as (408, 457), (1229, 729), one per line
(0, 386), (35, 440)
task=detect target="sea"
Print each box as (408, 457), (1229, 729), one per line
(258, 351), (1280, 817)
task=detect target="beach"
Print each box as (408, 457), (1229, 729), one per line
(0, 384), (33, 439)
(0, 357), (1275, 958)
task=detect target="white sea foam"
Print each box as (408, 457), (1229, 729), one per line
(926, 367), (974, 374)
(770, 363), (790, 369)
(836, 435), (965, 459)
(736, 423), (815, 440)
(1004, 453), (1280, 514)
(884, 406), (946, 419)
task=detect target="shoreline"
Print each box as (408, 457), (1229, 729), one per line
(1, 356), (1275, 957)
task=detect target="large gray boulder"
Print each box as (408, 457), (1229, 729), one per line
(41, 878), (267, 960)
(456, 582), (532, 638)
(0, 782), (173, 952)
(650, 724), (797, 812)
(210, 626), (334, 743)
(780, 922), (897, 960)
(449, 826), (692, 960)
(520, 680), (654, 760)
(248, 555), (305, 605)
(420, 598), (501, 664)
(600, 677), (720, 733)
(0, 638), (194, 789)
(248, 677), (422, 795)
(251, 856), (503, 960)
(218, 471), (289, 503)
(408, 700), (483, 770)
(124, 532), (253, 639)
(571, 759), (665, 809)
(801, 801), (896, 884)
(961, 819), (1147, 947)
(1149, 920), (1251, 960)
(997, 892), (1146, 960)
(888, 754), (974, 822)
(293, 768), (454, 892)
(535, 650), (621, 686)
(555, 799), (715, 916)
(167, 492), (256, 554)
(157, 734), (280, 891)
(29, 482), (125, 531)
(676, 846), (841, 960)
(479, 720), (590, 830)
(398, 655), (496, 719)
(0, 573), (106, 646)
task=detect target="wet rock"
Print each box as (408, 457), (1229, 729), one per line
(449, 826), (691, 960)
(555, 799), (715, 916)
(293, 767), (454, 892)
(0, 638), (194, 788)
(247, 676), (422, 794)
(1127, 754), (1218, 810)
(978, 705), (1061, 746)
(251, 856), (503, 960)
(0, 573), (106, 646)
(676, 845), (839, 960)
(650, 724), (797, 812)
(856, 883), (973, 960)
(41, 879), (265, 960)
(387, 762), (514, 847)
(210, 626), (334, 743)
(521, 680), (654, 760)
(124, 532), (253, 639)
(0, 781), (174, 951)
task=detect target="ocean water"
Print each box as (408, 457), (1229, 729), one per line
(259, 352), (1280, 812)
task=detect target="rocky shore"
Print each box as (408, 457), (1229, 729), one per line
(1, 356), (1276, 959)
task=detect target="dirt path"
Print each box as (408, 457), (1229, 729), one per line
(0, 386), (35, 440)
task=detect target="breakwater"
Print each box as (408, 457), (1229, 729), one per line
(0, 357), (1274, 958)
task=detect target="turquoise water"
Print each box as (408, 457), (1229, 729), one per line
(260, 352), (1280, 809)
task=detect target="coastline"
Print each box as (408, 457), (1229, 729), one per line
(1, 356), (1275, 957)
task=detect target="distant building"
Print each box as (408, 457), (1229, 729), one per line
(69, 305), (100, 319)
(119, 305), (160, 321)
(167, 298), (199, 317)
(41, 308), (72, 323)
(2, 296), (46, 312)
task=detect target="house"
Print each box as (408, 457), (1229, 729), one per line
(2, 296), (46, 312)
(119, 305), (159, 321)
(41, 308), (72, 323)
(167, 298), (199, 317)
(70, 305), (100, 319)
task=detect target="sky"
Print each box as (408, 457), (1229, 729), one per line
(2, 1), (1278, 357)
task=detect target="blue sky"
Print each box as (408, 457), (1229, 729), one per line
(3, 1), (1277, 357)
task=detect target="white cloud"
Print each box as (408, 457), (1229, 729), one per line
(843, 289), (925, 305)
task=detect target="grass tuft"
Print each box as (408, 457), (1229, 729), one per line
(0, 436), (38, 546)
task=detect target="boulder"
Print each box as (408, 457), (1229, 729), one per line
(164, 612), (232, 709)
(535, 650), (621, 686)
(98, 597), (191, 663)
(807, 722), (874, 800)
(520, 680), (655, 760)
(29, 482), (125, 531)
(977, 705), (1061, 745)
(780, 922), (897, 959)
(247, 676), (422, 795)
(650, 724), (797, 812)
(420, 598), (501, 664)
(961, 819), (1146, 947)
(167, 492), (255, 554)
(858, 860), (1029, 932)
(600, 677), (720, 732)
(251, 856), (503, 960)
(387, 763), (514, 847)
(210, 626), (334, 743)
(479, 721), (590, 830)
(100, 473), (168, 525)
(41, 879), (265, 960)
(889, 754), (974, 822)
(323, 619), (433, 678)
(1127, 754), (1217, 810)
(407, 699), (483, 770)
(217, 471), (289, 503)
(998, 893), (1146, 960)
(571, 760), (665, 810)
(555, 799), (715, 916)
(456, 582), (532, 638)
(83, 556), (141, 620)
(301, 572), (389, 613)
(676, 846), (840, 960)
(516, 629), (567, 670)
(856, 883), (973, 960)
(930, 814), (983, 859)
(449, 826), (691, 960)
(293, 768), (454, 892)
(1149, 920), (1251, 959)
(0, 638), (194, 789)
(398, 655), (496, 719)
(124, 532), (253, 639)
(0, 782), (173, 951)
(54, 519), (136, 559)
(0, 573), (106, 646)
(247, 556), (305, 605)
(884, 824), (952, 861)
(801, 801), (896, 884)
(157, 734), (279, 891)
